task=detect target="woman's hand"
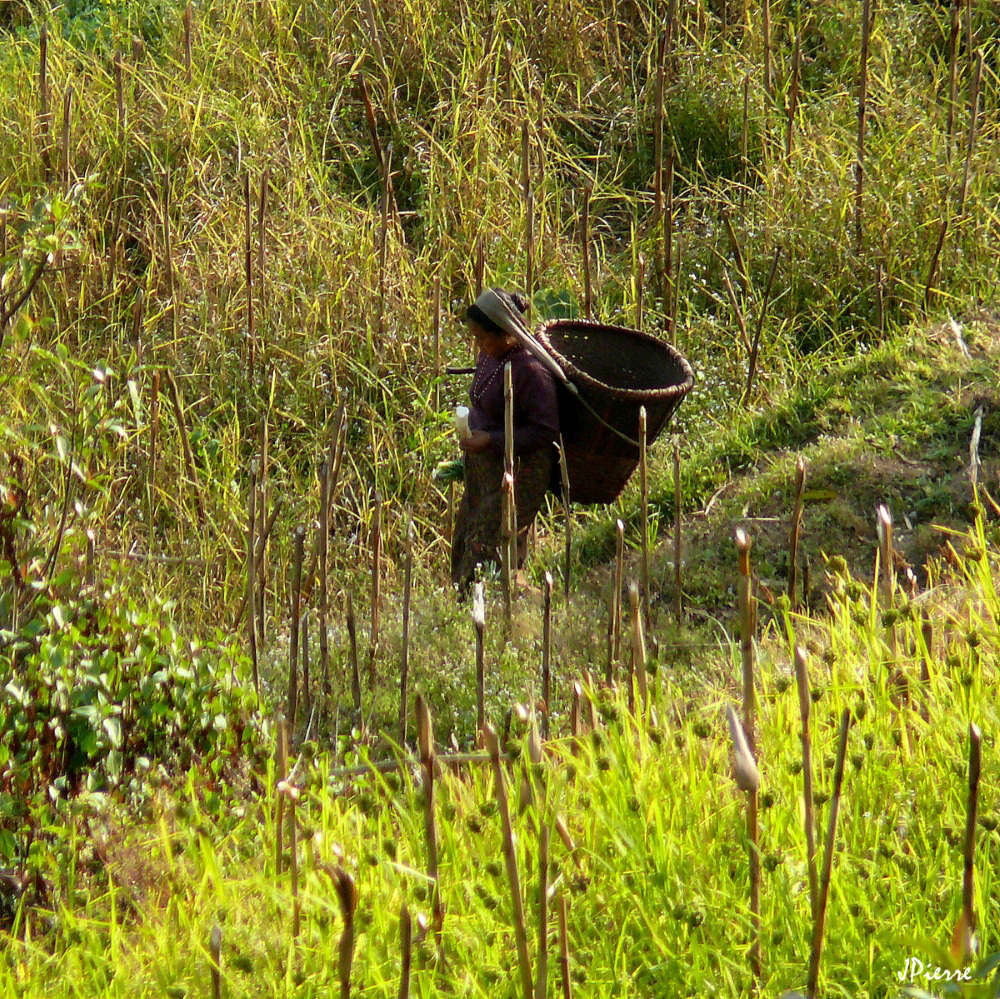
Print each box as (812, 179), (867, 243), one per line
(459, 430), (492, 454)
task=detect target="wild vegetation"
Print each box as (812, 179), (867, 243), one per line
(1, 0), (1000, 995)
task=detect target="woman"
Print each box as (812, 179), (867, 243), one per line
(450, 289), (560, 591)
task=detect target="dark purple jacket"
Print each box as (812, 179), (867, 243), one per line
(468, 345), (559, 457)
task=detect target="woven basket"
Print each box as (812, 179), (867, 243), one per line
(535, 319), (694, 505)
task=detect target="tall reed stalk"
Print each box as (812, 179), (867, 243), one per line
(288, 525), (305, 730)
(855, 0), (872, 254)
(960, 722), (982, 958)
(473, 581), (486, 736)
(787, 457), (807, 612)
(399, 515), (413, 744)
(794, 645), (819, 918)
(672, 441), (682, 626)
(638, 407), (650, 630)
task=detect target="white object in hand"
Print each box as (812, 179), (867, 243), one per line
(455, 406), (472, 440)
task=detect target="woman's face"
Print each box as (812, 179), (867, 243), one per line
(469, 320), (514, 359)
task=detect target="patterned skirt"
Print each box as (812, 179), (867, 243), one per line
(450, 446), (554, 590)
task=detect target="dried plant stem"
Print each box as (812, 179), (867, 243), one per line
(958, 49), (983, 218)
(787, 457), (807, 611)
(61, 86), (73, 185)
(369, 494), (382, 682)
(505, 362), (517, 610)
(246, 461), (259, 696)
(663, 151), (674, 330)
(748, 779), (760, 981)
(347, 592), (361, 724)
(331, 867), (357, 999)
(38, 23), (50, 162)
(288, 525), (306, 730)
(962, 722), (982, 948)
(522, 120), (535, 297)
(855, 0), (872, 254)
(794, 645), (819, 919)
(735, 528), (755, 749)
(289, 787), (300, 937)
(947, 5), (960, 151)
(501, 473), (514, 626)
(318, 461), (330, 708)
(673, 442), (682, 626)
(721, 207), (749, 301)
(786, 31), (801, 161)
(182, 3), (192, 82)
(399, 515), (413, 744)
(743, 245), (781, 408)
(232, 497), (281, 628)
(636, 253), (645, 330)
(610, 519), (625, 681)
(542, 572), (553, 736)
(653, 30), (665, 288)
(923, 215), (949, 311)
(628, 582), (648, 715)
(536, 818), (550, 999)
(558, 894), (571, 999)
(559, 436), (572, 603)
(274, 714), (287, 875)
(163, 368), (205, 525)
(432, 274), (441, 410)
(807, 708), (852, 999)
(639, 407), (650, 631)
(877, 505), (896, 659)
(473, 582), (486, 736)
(398, 903), (412, 999)
(417, 696), (444, 944)
(209, 925), (221, 999)
(581, 183), (592, 318)
(484, 723), (533, 999)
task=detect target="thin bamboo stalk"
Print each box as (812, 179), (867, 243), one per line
(807, 708), (852, 998)
(347, 591), (361, 723)
(663, 151), (674, 329)
(762, 0), (772, 97)
(735, 528), (755, 750)
(558, 894), (572, 999)
(398, 904), (412, 999)
(473, 582), (486, 736)
(182, 3), (192, 82)
(673, 442), (682, 626)
(855, 0), (872, 254)
(877, 505), (896, 659)
(399, 515), (413, 744)
(163, 368), (205, 524)
(961, 722), (982, 955)
(786, 31), (801, 161)
(246, 461), (259, 696)
(958, 49), (983, 218)
(787, 457), (807, 612)
(484, 723), (533, 999)
(433, 274), (441, 410)
(417, 696), (444, 944)
(332, 867), (357, 999)
(522, 120), (535, 297)
(581, 183), (592, 319)
(61, 86), (73, 185)
(636, 253), (645, 330)
(794, 645), (819, 919)
(319, 461), (330, 708)
(742, 245), (781, 408)
(162, 168), (177, 346)
(542, 572), (552, 736)
(610, 519), (624, 681)
(274, 714), (287, 875)
(288, 525), (306, 730)
(535, 817), (550, 999)
(639, 408), (650, 631)
(628, 582), (648, 715)
(947, 4), (960, 153)
(209, 925), (221, 999)
(369, 493), (382, 683)
(559, 436), (571, 603)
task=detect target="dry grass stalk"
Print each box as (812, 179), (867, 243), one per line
(285, 780), (301, 938)
(638, 407), (651, 630)
(274, 714), (287, 875)
(787, 457), (807, 611)
(60, 87), (73, 185)
(786, 31), (801, 161)
(735, 528), (755, 749)
(473, 582), (486, 736)
(923, 215), (949, 312)
(570, 682), (581, 749)
(246, 461), (259, 695)
(148, 368), (159, 528)
(399, 515), (413, 744)
(536, 816), (550, 999)
(318, 461), (330, 708)
(398, 903), (412, 999)
(504, 362), (517, 609)
(794, 645), (819, 918)
(663, 151), (674, 329)
(209, 924), (221, 999)
(636, 252), (645, 330)
(501, 473), (514, 625)
(330, 866), (358, 999)
(163, 368), (205, 525)
(628, 582), (648, 716)
(876, 505), (897, 659)
(522, 120), (535, 297)
(807, 707), (852, 998)
(558, 436), (571, 603)
(288, 525), (306, 730)
(961, 722), (982, 957)
(161, 169), (178, 345)
(726, 703), (760, 980)
(558, 893), (571, 999)
(958, 49), (983, 218)
(609, 519), (625, 681)
(369, 493), (382, 683)
(347, 591), (361, 723)
(113, 51), (125, 138)
(741, 74), (749, 211)
(673, 442), (682, 626)
(232, 496), (281, 629)
(945, 4), (960, 150)
(542, 572), (552, 736)
(182, 3), (192, 82)
(581, 183), (592, 319)
(301, 613), (311, 724)
(475, 237), (484, 296)
(761, 0), (772, 97)
(720, 207), (749, 301)
(855, 0), (872, 254)
(38, 23), (50, 155)
(483, 723), (534, 999)
(433, 274), (441, 410)
(742, 245), (781, 408)
(417, 696), (444, 943)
